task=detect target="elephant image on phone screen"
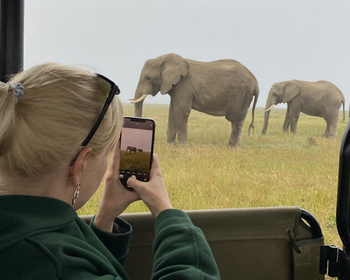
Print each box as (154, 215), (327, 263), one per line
(126, 146), (137, 154)
(262, 80), (345, 137)
(130, 53), (259, 147)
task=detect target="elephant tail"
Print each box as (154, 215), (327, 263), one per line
(342, 100), (345, 121)
(248, 87), (259, 136)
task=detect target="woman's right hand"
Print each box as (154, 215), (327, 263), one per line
(94, 142), (140, 232)
(126, 154), (173, 217)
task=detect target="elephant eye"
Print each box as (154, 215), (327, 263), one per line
(145, 76), (151, 81)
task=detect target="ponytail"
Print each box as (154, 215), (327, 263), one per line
(0, 83), (17, 157)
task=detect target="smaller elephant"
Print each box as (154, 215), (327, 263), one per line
(137, 149), (143, 153)
(126, 146), (137, 154)
(262, 80), (345, 137)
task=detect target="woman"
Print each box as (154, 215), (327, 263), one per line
(0, 63), (220, 279)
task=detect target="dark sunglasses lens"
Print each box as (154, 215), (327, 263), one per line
(98, 78), (112, 95)
(97, 74), (120, 96)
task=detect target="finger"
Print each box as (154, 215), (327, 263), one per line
(123, 186), (142, 202)
(126, 176), (145, 193)
(150, 154), (162, 177)
(108, 140), (121, 172)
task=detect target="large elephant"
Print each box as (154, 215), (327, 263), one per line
(262, 80), (345, 137)
(130, 53), (259, 147)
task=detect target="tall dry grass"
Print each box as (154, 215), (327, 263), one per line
(79, 103), (347, 248)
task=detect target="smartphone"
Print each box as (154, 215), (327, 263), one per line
(119, 116), (155, 188)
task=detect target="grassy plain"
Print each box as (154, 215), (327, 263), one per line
(79, 103), (348, 248)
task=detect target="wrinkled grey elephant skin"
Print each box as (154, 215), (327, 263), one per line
(131, 53), (259, 147)
(262, 80), (345, 137)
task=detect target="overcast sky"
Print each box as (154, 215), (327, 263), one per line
(24, 0), (350, 108)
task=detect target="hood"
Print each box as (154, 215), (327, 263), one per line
(0, 195), (77, 250)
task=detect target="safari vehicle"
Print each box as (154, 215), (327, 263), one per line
(1, 1), (349, 279)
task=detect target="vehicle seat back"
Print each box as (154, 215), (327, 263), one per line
(81, 206), (324, 280)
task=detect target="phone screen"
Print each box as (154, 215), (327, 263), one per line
(119, 117), (155, 188)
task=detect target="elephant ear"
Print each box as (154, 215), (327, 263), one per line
(283, 81), (301, 103)
(160, 53), (189, 95)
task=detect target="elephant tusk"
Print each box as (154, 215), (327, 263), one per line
(129, 94), (148, 103)
(265, 104), (275, 112)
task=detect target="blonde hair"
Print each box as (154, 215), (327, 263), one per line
(0, 62), (123, 181)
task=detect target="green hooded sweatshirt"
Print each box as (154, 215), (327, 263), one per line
(0, 195), (220, 279)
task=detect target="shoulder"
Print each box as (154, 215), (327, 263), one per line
(1, 231), (123, 279)
(0, 239), (60, 280)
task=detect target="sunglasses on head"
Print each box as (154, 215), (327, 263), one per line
(81, 73), (120, 147)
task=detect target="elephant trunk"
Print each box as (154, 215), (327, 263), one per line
(131, 90), (148, 117)
(262, 110), (270, 135)
(134, 100), (144, 117)
(262, 88), (276, 135)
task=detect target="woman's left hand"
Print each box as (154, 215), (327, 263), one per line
(94, 142), (140, 232)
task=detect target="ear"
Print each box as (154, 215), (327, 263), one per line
(160, 53), (189, 95)
(283, 81), (300, 103)
(70, 147), (93, 186)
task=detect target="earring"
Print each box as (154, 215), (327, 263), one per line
(72, 182), (81, 205)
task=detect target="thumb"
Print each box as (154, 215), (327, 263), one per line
(127, 176), (145, 193)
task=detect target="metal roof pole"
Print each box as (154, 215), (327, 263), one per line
(0, 0), (24, 82)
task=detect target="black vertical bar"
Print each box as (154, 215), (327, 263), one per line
(337, 119), (350, 253)
(0, 0), (24, 82)
(338, 250), (350, 280)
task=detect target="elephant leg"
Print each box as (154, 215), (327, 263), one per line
(289, 114), (300, 133)
(168, 92), (192, 144)
(228, 120), (244, 147)
(326, 121), (338, 137)
(323, 112), (339, 137)
(287, 105), (300, 134)
(175, 109), (190, 143)
(226, 96), (249, 147)
(323, 121), (331, 138)
(167, 100), (190, 144)
(167, 101), (177, 143)
(283, 107), (291, 132)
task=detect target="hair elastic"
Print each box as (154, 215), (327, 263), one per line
(3, 82), (25, 103)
